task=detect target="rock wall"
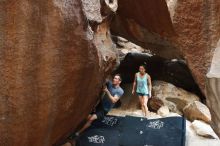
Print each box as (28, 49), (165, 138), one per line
(206, 39), (220, 136)
(171, 0), (220, 95)
(111, 0), (180, 59)
(111, 0), (220, 94)
(1, 0), (220, 144)
(167, 0), (220, 137)
(0, 0), (118, 145)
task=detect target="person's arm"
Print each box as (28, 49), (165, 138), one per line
(132, 73), (137, 95)
(104, 75), (112, 87)
(147, 74), (152, 97)
(103, 87), (119, 103)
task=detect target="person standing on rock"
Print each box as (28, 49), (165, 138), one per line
(74, 74), (124, 137)
(132, 64), (152, 116)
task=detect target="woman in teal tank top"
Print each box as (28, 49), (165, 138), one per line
(132, 65), (152, 116)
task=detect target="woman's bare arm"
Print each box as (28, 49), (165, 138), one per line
(147, 74), (152, 97)
(132, 73), (137, 94)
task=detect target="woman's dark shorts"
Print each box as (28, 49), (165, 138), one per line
(137, 92), (149, 97)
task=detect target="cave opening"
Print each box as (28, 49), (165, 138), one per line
(113, 52), (205, 101)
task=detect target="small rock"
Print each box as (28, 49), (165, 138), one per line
(164, 112), (181, 118)
(148, 97), (164, 112)
(121, 49), (129, 55)
(183, 101), (211, 123)
(191, 120), (219, 139)
(117, 36), (129, 42)
(104, 0), (118, 12)
(157, 106), (170, 117)
(131, 48), (142, 53)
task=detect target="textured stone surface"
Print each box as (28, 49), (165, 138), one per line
(157, 106), (170, 117)
(153, 80), (200, 115)
(113, 36), (152, 61)
(148, 97), (164, 112)
(112, 0), (220, 94)
(206, 77), (220, 137)
(186, 120), (220, 146)
(192, 120), (219, 139)
(183, 101), (211, 123)
(111, 0), (180, 59)
(206, 39), (220, 137)
(0, 0), (118, 145)
(170, 0), (220, 94)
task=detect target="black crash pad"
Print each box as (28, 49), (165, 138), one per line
(90, 115), (123, 130)
(76, 115), (185, 146)
(76, 128), (120, 146)
(120, 116), (186, 146)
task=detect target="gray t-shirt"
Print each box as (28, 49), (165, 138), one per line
(102, 81), (124, 112)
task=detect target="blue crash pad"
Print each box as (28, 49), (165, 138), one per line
(76, 115), (185, 146)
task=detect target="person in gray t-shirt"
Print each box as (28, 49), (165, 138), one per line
(102, 80), (124, 113)
(74, 74), (124, 136)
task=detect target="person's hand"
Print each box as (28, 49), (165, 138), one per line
(132, 89), (135, 95)
(103, 86), (108, 93)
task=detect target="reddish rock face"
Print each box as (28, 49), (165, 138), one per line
(206, 40), (220, 136)
(171, 0), (220, 95)
(1, 0), (220, 144)
(111, 0), (220, 94)
(0, 0), (118, 145)
(116, 0), (174, 36)
(111, 0), (180, 59)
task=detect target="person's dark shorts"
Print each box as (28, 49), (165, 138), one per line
(136, 92), (149, 97)
(91, 102), (108, 120)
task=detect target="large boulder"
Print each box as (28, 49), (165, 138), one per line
(186, 120), (220, 146)
(111, 0), (220, 95)
(113, 36), (151, 61)
(191, 120), (219, 139)
(183, 101), (211, 123)
(148, 97), (164, 112)
(0, 0), (119, 145)
(157, 106), (170, 117)
(111, 0), (179, 59)
(206, 39), (220, 137)
(169, 0), (220, 95)
(152, 80), (200, 115)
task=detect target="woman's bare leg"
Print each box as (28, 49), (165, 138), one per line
(143, 96), (149, 116)
(139, 96), (146, 116)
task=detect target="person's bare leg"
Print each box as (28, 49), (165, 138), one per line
(62, 139), (76, 146)
(143, 96), (149, 116)
(139, 96), (146, 116)
(87, 114), (92, 120)
(76, 114), (97, 135)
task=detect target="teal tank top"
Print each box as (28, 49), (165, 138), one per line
(136, 72), (149, 94)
